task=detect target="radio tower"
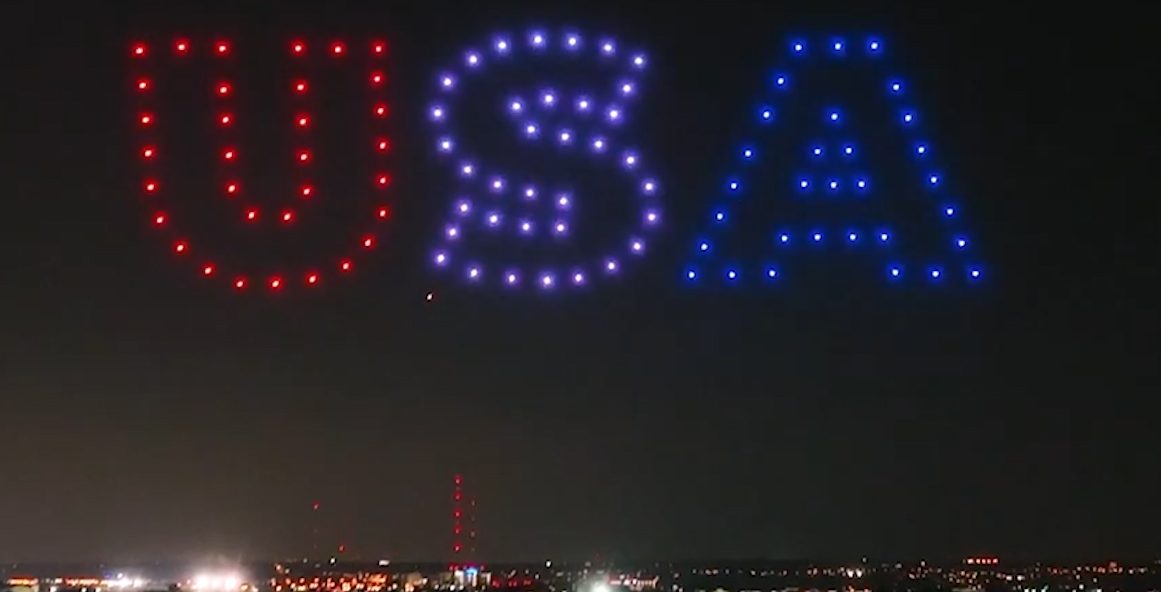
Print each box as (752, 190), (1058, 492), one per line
(451, 474), (479, 568)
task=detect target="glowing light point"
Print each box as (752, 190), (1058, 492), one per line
(202, 264), (215, 276)
(330, 41), (346, 55)
(630, 239), (645, 254)
(530, 32), (546, 48)
(856, 179), (867, 189)
(699, 241), (710, 253)
(929, 174), (940, 186)
(844, 145), (854, 156)
(687, 270), (697, 280)
(269, 277), (283, 290)
(605, 259), (620, 273)
(793, 41), (805, 53)
(494, 37), (511, 53)
(509, 99), (524, 113)
(760, 107), (774, 122)
(486, 212), (501, 227)
(779, 233), (790, 244)
(540, 273), (555, 288)
(623, 152), (639, 169)
(234, 277), (247, 290)
(828, 110), (841, 122)
(890, 267), (902, 278)
(728, 180), (740, 192)
(430, 105), (445, 121)
(645, 210), (659, 225)
(903, 111), (915, 124)
(446, 226), (460, 239)
(440, 74), (456, 89)
(572, 271), (586, 285)
(945, 206), (956, 217)
(970, 268), (982, 279)
(930, 268), (943, 279)
(869, 39), (881, 52)
(601, 41), (616, 55)
(566, 34), (580, 49)
(558, 129), (573, 144)
(556, 194), (571, 209)
(519, 220), (533, 235)
(465, 51), (481, 67)
(576, 97), (592, 112)
(524, 123), (540, 138)
(848, 232), (858, 242)
(774, 74), (787, 87)
(607, 107), (622, 122)
(490, 177), (506, 192)
(506, 272), (519, 285)
(742, 148), (755, 160)
(890, 81), (903, 94)
(525, 186), (539, 200)
(460, 163), (475, 177)
(591, 137), (607, 152)
(553, 221), (568, 235)
(467, 266), (481, 280)
(916, 144), (928, 155)
(812, 232), (823, 242)
(434, 252), (448, 266)
(767, 268), (778, 279)
(542, 90), (556, 106)
(833, 39), (844, 52)
(621, 82), (635, 95)
(956, 237), (968, 249)
(812, 146), (823, 157)
(726, 269), (737, 280)
(132, 43), (147, 57)
(642, 179), (657, 194)
(715, 211), (725, 222)
(632, 54), (647, 68)
(456, 200), (472, 215)
(879, 232), (890, 242)
(438, 137), (454, 153)
(800, 179), (810, 189)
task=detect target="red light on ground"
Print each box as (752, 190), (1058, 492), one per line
(215, 41), (230, 55)
(373, 103), (388, 118)
(144, 180), (159, 193)
(174, 39), (189, 55)
(225, 182), (239, 195)
(300, 185), (314, 198)
(376, 174), (391, 187)
(295, 114), (310, 128)
(361, 235), (376, 249)
(297, 150), (311, 163)
(371, 41), (387, 55)
(222, 148), (236, 161)
(234, 277), (247, 290)
(375, 138), (390, 152)
(136, 78), (151, 91)
(217, 82), (232, 96)
(131, 43), (147, 57)
(281, 210), (295, 223)
(291, 40), (306, 55)
(173, 240), (188, 254)
(153, 212), (167, 226)
(245, 208), (258, 221)
(142, 146), (156, 159)
(339, 259), (353, 272)
(139, 113), (153, 126)
(269, 277), (283, 290)
(453, 544), (462, 553)
(312, 501), (321, 510)
(219, 113), (233, 126)
(331, 42), (345, 56)
(306, 272), (319, 285)
(377, 206), (390, 219)
(370, 72), (384, 85)
(293, 80), (308, 94)
(202, 264), (215, 276)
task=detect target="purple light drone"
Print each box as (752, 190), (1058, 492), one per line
(428, 29), (660, 290)
(685, 36), (984, 285)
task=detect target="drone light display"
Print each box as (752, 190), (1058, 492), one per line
(129, 36), (392, 293)
(128, 29), (988, 297)
(425, 29), (661, 290)
(684, 35), (984, 286)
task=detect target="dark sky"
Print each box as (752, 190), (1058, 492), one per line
(1, 0), (1158, 565)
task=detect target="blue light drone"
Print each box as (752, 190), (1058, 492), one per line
(684, 36), (985, 286)
(428, 29), (661, 291)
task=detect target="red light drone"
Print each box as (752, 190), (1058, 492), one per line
(129, 37), (392, 292)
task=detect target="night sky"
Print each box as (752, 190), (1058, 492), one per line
(2, 0), (1158, 564)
